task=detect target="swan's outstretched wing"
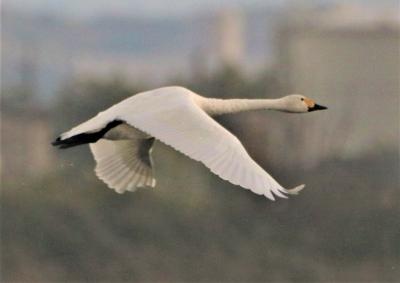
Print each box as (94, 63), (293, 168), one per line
(114, 91), (303, 200)
(89, 138), (156, 193)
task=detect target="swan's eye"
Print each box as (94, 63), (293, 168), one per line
(301, 98), (304, 101)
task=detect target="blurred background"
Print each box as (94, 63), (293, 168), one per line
(1, 0), (399, 282)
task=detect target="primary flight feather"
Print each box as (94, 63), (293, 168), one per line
(52, 86), (327, 201)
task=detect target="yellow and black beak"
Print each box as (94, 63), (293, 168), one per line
(308, 103), (327, 112)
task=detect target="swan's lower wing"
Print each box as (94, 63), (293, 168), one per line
(90, 138), (156, 193)
(117, 94), (298, 200)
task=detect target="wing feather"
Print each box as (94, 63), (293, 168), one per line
(90, 139), (155, 193)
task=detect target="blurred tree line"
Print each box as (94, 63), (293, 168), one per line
(2, 68), (399, 282)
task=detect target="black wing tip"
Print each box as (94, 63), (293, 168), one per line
(51, 120), (124, 149)
(52, 136), (71, 149)
(52, 136), (83, 149)
(51, 136), (62, 146)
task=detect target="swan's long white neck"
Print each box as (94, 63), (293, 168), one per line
(199, 97), (286, 116)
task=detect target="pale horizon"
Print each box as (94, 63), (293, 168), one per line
(3, 0), (398, 19)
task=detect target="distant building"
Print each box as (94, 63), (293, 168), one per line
(272, 4), (399, 167)
(215, 9), (245, 68)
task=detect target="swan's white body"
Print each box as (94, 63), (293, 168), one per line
(55, 86), (327, 201)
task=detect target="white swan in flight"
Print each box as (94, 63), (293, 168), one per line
(53, 86), (327, 201)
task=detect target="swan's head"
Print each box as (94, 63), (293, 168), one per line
(281, 94), (327, 113)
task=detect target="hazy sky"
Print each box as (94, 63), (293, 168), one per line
(4, 0), (398, 18)
(4, 0), (284, 18)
